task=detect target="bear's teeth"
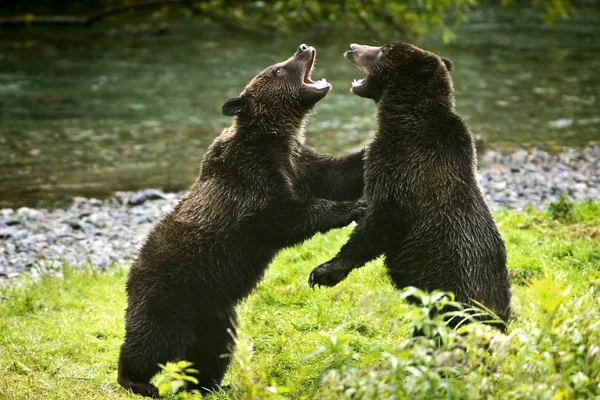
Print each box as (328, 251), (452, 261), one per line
(310, 78), (330, 88)
(352, 78), (364, 88)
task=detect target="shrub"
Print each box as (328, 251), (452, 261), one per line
(548, 195), (575, 222)
(315, 283), (600, 399)
(168, 283), (600, 399)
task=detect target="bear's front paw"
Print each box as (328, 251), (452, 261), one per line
(308, 261), (351, 288)
(332, 200), (366, 229)
(351, 199), (368, 222)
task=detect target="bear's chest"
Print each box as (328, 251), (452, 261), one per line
(279, 157), (311, 199)
(365, 141), (414, 200)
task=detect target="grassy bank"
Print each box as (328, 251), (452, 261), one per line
(1, 201), (599, 399)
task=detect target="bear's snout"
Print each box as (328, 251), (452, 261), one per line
(344, 44), (381, 73)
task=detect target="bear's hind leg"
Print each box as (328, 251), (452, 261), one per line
(184, 313), (237, 394)
(118, 320), (195, 398)
(117, 345), (161, 398)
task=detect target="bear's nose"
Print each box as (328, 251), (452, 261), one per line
(348, 44), (357, 51)
(298, 44), (309, 53)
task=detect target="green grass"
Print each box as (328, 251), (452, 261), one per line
(1, 201), (599, 399)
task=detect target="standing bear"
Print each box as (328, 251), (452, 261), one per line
(118, 44), (365, 398)
(309, 42), (511, 331)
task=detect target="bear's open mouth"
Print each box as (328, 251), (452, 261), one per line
(349, 63), (367, 89)
(303, 49), (330, 90)
(346, 54), (368, 89)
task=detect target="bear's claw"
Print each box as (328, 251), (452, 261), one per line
(308, 262), (350, 288)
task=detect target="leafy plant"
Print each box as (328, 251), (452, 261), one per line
(548, 194), (575, 222)
(314, 280), (600, 399)
(1, 0), (575, 41)
(154, 361), (201, 399)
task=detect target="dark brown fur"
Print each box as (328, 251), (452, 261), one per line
(308, 42), (511, 332)
(118, 45), (364, 397)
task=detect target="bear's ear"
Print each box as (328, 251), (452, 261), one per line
(441, 57), (453, 71)
(222, 95), (251, 116)
(418, 56), (440, 77)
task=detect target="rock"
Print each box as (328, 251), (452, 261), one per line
(85, 212), (110, 228)
(492, 194), (510, 204)
(0, 145), (599, 280)
(64, 219), (84, 230)
(58, 236), (76, 246)
(0, 228), (12, 239)
(16, 207), (40, 219)
(1, 209), (15, 217)
(491, 181), (507, 191)
(0, 271), (21, 279)
(549, 119), (573, 129)
(127, 189), (166, 206)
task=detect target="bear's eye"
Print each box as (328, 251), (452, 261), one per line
(274, 68), (284, 77)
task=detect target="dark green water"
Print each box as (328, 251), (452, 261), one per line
(1, 5), (599, 208)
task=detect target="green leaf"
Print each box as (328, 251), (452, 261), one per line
(11, 360), (30, 375)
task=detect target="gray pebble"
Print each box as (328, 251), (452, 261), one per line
(65, 219), (84, 230)
(127, 189), (166, 206)
(0, 145), (599, 279)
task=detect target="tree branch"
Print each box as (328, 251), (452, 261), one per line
(186, 4), (272, 35)
(0, 0), (198, 26)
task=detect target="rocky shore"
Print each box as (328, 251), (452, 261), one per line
(1, 146), (599, 279)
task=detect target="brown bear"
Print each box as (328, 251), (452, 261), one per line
(308, 42), (511, 332)
(118, 44), (365, 398)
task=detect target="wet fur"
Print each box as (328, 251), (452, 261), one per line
(309, 42), (511, 332)
(118, 48), (364, 397)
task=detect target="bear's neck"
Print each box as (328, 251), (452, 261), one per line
(236, 111), (307, 136)
(233, 116), (307, 150)
(378, 75), (455, 112)
(379, 91), (454, 111)
(375, 93), (456, 139)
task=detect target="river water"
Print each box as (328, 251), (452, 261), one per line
(1, 4), (599, 208)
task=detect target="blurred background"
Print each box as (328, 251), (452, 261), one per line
(1, 0), (599, 209)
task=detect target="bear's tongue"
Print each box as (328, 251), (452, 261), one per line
(303, 51), (330, 89)
(303, 51), (316, 84)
